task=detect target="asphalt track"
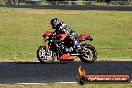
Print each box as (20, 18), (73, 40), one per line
(1, 5), (132, 11)
(0, 61), (132, 84)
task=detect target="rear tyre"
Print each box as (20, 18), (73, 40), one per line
(37, 46), (54, 64)
(79, 44), (97, 63)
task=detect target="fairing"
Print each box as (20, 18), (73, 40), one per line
(42, 31), (52, 37)
(56, 34), (68, 39)
(59, 54), (77, 60)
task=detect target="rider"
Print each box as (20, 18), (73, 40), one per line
(50, 18), (81, 53)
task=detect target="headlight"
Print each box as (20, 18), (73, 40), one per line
(43, 36), (49, 42)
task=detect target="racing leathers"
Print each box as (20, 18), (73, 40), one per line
(53, 22), (81, 53)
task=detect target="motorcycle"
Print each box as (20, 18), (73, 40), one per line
(37, 31), (97, 63)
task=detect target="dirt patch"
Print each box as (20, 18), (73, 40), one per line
(25, 10), (81, 15)
(0, 84), (51, 88)
(0, 17), (8, 23)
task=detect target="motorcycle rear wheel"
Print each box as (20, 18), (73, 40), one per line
(37, 46), (55, 64)
(79, 44), (97, 63)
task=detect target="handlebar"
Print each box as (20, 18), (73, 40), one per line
(86, 36), (93, 41)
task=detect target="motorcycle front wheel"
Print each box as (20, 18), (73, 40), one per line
(37, 46), (55, 64)
(79, 44), (97, 63)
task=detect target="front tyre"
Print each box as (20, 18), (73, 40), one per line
(79, 44), (97, 63)
(37, 46), (54, 64)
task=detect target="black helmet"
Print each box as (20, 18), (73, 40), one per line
(50, 18), (60, 29)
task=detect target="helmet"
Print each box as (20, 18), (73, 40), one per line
(50, 18), (60, 29)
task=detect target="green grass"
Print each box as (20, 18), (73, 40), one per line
(0, 7), (132, 61)
(1, 83), (132, 88)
